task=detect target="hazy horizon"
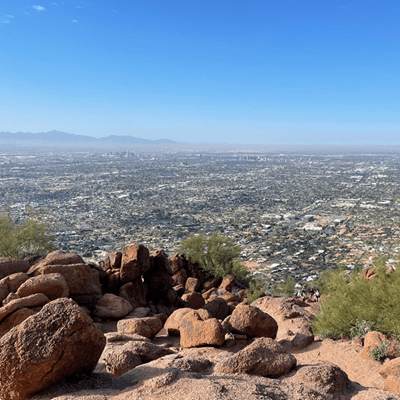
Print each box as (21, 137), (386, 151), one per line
(1, 1), (399, 146)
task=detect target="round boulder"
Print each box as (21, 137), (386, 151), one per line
(16, 273), (69, 301)
(229, 304), (278, 338)
(94, 293), (133, 319)
(117, 316), (163, 338)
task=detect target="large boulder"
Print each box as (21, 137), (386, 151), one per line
(169, 254), (186, 274)
(185, 277), (200, 293)
(164, 308), (193, 336)
(0, 298), (106, 400)
(143, 249), (174, 303)
(172, 269), (187, 286)
(251, 295), (315, 321)
(0, 272), (29, 303)
(179, 309), (225, 348)
(203, 297), (229, 320)
(0, 293), (49, 323)
(105, 251), (122, 270)
(215, 337), (296, 376)
(277, 317), (314, 351)
(119, 278), (147, 309)
(16, 273), (69, 301)
(93, 293), (133, 319)
(120, 243), (150, 283)
(181, 292), (205, 309)
(117, 340), (173, 363)
(35, 264), (102, 296)
(104, 349), (142, 377)
(0, 258), (30, 280)
(251, 295), (315, 350)
(291, 362), (350, 400)
(229, 304), (278, 338)
(117, 316), (163, 338)
(380, 356), (400, 379)
(27, 251), (84, 275)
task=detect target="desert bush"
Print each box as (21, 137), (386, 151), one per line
(312, 256), (400, 339)
(180, 233), (265, 302)
(0, 210), (56, 258)
(369, 341), (388, 361)
(179, 233), (245, 279)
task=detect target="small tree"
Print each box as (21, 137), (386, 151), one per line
(0, 210), (56, 258)
(179, 233), (265, 302)
(179, 233), (243, 278)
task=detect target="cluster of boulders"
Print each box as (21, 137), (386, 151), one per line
(0, 243), (324, 399)
(3, 243), (398, 399)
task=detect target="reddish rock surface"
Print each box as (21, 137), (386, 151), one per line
(172, 269), (187, 286)
(0, 308), (35, 336)
(291, 362), (350, 399)
(0, 258), (30, 280)
(0, 298), (105, 400)
(181, 292), (205, 309)
(0, 272), (29, 303)
(164, 308), (193, 336)
(16, 273), (69, 301)
(169, 254), (186, 274)
(179, 309), (225, 348)
(105, 251), (122, 270)
(34, 264), (102, 296)
(119, 278), (147, 308)
(219, 276), (235, 291)
(185, 277), (201, 293)
(229, 304), (278, 338)
(94, 293), (133, 319)
(216, 337), (297, 376)
(120, 243), (150, 283)
(0, 293), (49, 323)
(27, 251), (84, 275)
(117, 316), (163, 338)
(203, 297), (230, 320)
(104, 349), (142, 377)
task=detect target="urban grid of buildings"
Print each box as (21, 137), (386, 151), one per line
(1, 147), (400, 292)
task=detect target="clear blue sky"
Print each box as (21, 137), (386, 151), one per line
(1, 0), (399, 145)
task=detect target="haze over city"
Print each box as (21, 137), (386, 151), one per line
(1, 0), (399, 145)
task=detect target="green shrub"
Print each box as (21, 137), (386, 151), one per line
(312, 257), (400, 339)
(179, 233), (265, 302)
(369, 341), (388, 361)
(0, 210), (56, 258)
(348, 319), (378, 340)
(179, 233), (244, 279)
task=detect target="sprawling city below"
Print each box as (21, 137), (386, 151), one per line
(1, 146), (400, 292)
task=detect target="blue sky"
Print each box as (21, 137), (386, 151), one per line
(1, 0), (399, 145)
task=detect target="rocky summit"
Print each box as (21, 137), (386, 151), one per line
(0, 246), (399, 399)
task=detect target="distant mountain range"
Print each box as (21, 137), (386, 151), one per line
(0, 131), (178, 145)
